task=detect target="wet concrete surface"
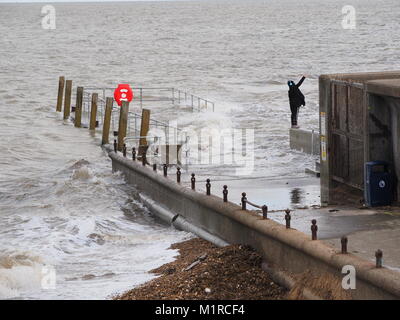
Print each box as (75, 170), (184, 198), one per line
(195, 175), (321, 211)
(210, 176), (321, 211)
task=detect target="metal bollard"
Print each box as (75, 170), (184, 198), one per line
(341, 236), (348, 254)
(163, 164), (168, 177)
(375, 249), (383, 268)
(123, 144), (127, 157)
(142, 152), (146, 166)
(132, 147), (136, 161)
(177, 167), (181, 183)
(241, 192), (247, 210)
(285, 209), (291, 229)
(223, 185), (228, 202)
(113, 139), (117, 153)
(311, 219), (318, 240)
(206, 179), (211, 195)
(262, 205), (268, 219)
(153, 163), (157, 171)
(191, 173), (196, 190)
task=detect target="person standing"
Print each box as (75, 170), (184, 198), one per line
(288, 75), (306, 128)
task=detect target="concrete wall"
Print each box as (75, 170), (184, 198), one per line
(289, 128), (320, 155)
(106, 147), (400, 299)
(319, 71), (400, 206)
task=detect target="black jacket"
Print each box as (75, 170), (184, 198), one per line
(288, 76), (306, 107)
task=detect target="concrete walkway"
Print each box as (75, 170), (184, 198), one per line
(179, 173), (400, 269)
(323, 209), (400, 270)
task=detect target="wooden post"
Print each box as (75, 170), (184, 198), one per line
(118, 101), (129, 151)
(74, 87), (83, 127)
(56, 76), (65, 112)
(102, 98), (113, 145)
(63, 80), (72, 120)
(89, 93), (98, 130)
(138, 108), (150, 157)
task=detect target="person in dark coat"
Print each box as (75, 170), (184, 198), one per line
(288, 76), (306, 128)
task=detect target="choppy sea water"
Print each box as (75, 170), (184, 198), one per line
(0, 0), (399, 299)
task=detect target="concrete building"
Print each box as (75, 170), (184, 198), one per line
(319, 71), (400, 206)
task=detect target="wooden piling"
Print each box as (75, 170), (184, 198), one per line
(117, 101), (129, 151)
(138, 108), (150, 157)
(102, 97), (113, 145)
(89, 93), (98, 130)
(56, 76), (65, 112)
(63, 80), (72, 120)
(74, 87), (83, 127)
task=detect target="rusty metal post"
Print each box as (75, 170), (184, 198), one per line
(223, 185), (228, 202)
(262, 205), (268, 219)
(285, 209), (291, 229)
(191, 173), (195, 190)
(206, 179), (211, 195)
(163, 164), (168, 177)
(123, 144), (127, 157)
(341, 236), (348, 254)
(113, 139), (117, 153)
(132, 147), (136, 161)
(241, 192), (247, 210)
(375, 249), (383, 268)
(311, 219), (318, 240)
(177, 167), (181, 183)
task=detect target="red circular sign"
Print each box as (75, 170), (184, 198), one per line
(114, 84), (134, 106)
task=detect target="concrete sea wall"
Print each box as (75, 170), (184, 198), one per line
(289, 128), (320, 155)
(105, 146), (400, 300)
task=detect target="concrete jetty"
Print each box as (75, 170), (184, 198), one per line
(104, 144), (400, 299)
(289, 128), (320, 156)
(55, 76), (400, 299)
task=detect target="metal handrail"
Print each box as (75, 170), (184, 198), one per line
(82, 86), (215, 112)
(241, 194), (268, 219)
(245, 199), (265, 210)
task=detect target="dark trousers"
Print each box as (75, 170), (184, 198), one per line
(290, 104), (299, 126)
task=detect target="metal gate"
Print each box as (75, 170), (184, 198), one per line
(330, 80), (365, 190)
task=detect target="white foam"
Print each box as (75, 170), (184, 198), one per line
(0, 252), (45, 299)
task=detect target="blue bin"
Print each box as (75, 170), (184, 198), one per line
(364, 161), (393, 207)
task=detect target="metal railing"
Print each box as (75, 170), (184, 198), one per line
(172, 88), (215, 112)
(240, 192), (269, 219)
(80, 90), (187, 141)
(82, 87), (215, 112)
(77, 87), (202, 166)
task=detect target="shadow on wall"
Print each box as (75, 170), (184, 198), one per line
(369, 95), (400, 202)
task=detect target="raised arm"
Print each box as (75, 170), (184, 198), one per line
(296, 76), (306, 88)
